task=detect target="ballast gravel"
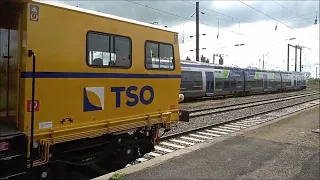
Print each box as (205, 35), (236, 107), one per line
(162, 95), (319, 137)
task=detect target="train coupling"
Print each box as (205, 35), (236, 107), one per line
(179, 110), (190, 122)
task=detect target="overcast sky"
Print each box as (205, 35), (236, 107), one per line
(53, 0), (319, 77)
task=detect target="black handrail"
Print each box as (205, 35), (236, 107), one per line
(28, 50), (36, 169)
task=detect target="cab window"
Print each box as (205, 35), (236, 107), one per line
(145, 41), (174, 70)
(87, 31), (131, 68)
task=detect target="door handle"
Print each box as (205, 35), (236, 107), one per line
(1, 55), (13, 59)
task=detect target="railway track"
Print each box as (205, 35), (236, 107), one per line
(85, 93), (319, 179)
(127, 95), (319, 166)
(181, 90), (318, 110)
(189, 92), (319, 118)
(181, 90), (313, 106)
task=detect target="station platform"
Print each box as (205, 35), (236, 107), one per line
(95, 106), (320, 180)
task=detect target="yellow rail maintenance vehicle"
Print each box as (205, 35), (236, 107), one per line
(0, 0), (189, 179)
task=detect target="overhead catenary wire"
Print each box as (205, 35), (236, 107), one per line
(123, 0), (244, 36)
(271, 0), (315, 25)
(180, 0), (309, 33)
(183, 0), (319, 28)
(284, 17), (316, 23)
(180, 0), (250, 23)
(284, 11), (319, 22)
(237, 0), (294, 29)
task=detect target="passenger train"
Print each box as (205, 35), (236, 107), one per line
(180, 60), (307, 100)
(0, 0), (186, 179)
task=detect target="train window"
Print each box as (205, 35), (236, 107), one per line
(264, 79), (268, 87)
(252, 79), (262, 87)
(215, 82), (222, 89)
(252, 80), (257, 87)
(215, 78), (223, 89)
(287, 80), (291, 86)
(246, 80), (252, 87)
(231, 80), (236, 88)
(194, 72), (203, 82)
(87, 31), (131, 68)
(145, 41), (174, 70)
(181, 71), (202, 90)
(223, 80), (230, 88)
(269, 80), (274, 87)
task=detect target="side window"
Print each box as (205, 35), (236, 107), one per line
(145, 41), (174, 70)
(237, 80), (242, 86)
(193, 72), (203, 87)
(223, 80), (230, 88)
(247, 79), (252, 87)
(216, 81), (222, 89)
(181, 71), (202, 90)
(181, 71), (188, 83)
(231, 80), (236, 88)
(87, 32), (131, 68)
(215, 78), (223, 89)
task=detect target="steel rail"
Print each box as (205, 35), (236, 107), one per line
(162, 97), (319, 141)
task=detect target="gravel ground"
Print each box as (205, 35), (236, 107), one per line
(180, 90), (316, 111)
(162, 94), (319, 137)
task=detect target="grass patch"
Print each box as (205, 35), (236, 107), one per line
(109, 172), (125, 180)
(307, 79), (320, 92)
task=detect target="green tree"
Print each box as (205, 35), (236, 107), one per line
(305, 72), (312, 79)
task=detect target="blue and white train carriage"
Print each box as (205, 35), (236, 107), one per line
(180, 60), (307, 100)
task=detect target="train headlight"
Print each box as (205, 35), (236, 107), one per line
(33, 142), (39, 149)
(179, 94), (184, 103)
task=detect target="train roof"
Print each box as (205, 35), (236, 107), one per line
(33, 0), (178, 33)
(181, 60), (305, 75)
(181, 60), (242, 70)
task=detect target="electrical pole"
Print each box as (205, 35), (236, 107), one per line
(288, 44), (309, 72)
(212, 54), (215, 64)
(213, 53), (224, 65)
(196, 1), (199, 62)
(262, 55), (265, 69)
(299, 47), (302, 72)
(259, 59), (261, 69)
(294, 45), (297, 71)
(287, 44), (290, 71)
(316, 66), (318, 80)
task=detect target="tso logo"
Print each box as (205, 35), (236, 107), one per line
(83, 85), (154, 112)
(111, 85), (154, 108)
(83, 87), (105, 112)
